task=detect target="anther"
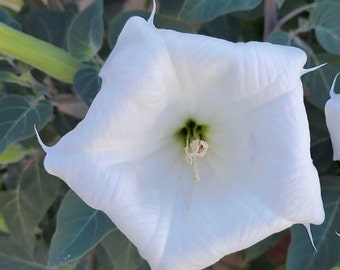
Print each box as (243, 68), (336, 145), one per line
(184, 139), (209, 181)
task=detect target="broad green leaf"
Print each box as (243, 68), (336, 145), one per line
(179, 0), (262, 22)
(0, 9), (21, 30)
(310, 0), (340, 55)
(0, 143), (26, 164)
(67, 0), (104, 61)
(33, 240), (49, 266)
(56, 253), (102, 270)
(97, 230), (150, 270)
(22, 9), (74, 49)
(287, 176), (340, 270)
(232, 1), (264, 20)
(159, 0), (185, 16)
(267, 30), (293, 45)
(274, 0), (285, 8)
(49, 191), (116, 267)
(0, 0), (23, 12)
(108, 11), (194, 49)
(73, 67), (101, 106)
(0, 163), (60, 254)
(199, 14), (240, 42)
(0, 95), (52, 154)
(0, 236), (46, 270)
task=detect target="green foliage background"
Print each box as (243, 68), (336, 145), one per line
(0, 0), (339, 269)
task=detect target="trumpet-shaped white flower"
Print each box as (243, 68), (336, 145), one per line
(325, 73), (340, 160)
(38, 12), (325, 270)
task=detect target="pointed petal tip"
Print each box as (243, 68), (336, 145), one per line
(34, 124), (49, 153)
(148, 0), (156, 25)
(329, 72), (340, 98)
(301, 63), (327, 76)
(304, 224), (317, 252)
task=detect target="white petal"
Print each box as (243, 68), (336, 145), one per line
(207, 85), (324, 225)
(41, 16), (325, 270)
(325, 73), (340, 160)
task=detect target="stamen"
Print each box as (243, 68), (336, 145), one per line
(184, 139), (209, 181)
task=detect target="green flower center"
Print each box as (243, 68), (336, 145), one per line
(175, 118), (209, 147)
(175, 119), (209, 181)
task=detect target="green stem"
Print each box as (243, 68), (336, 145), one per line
(0, 22), (84, 83)
(263, 0), (278, 41)
(275, 3), (316, 29)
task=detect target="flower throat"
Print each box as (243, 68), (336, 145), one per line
(176, 119), (209, 181)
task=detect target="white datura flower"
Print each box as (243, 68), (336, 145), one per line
(37, 9), (325, 270)
(325, 73), (340, 160)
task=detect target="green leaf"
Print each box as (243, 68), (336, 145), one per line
(287, 176), (340, 270)
(22, 9), (74, 49)
(274, 0), (285, 8)
(73, 67), (101, 106)
(67, 0), (104, 61)
(179, 0), (262, 22)
(199, 14), (240, 42)
(0, 8), (21, 30)
(33, 240), (49, 266)
(310, 0), (340, 55)
(0, 236), (46, 270)
(97, 230), (150, 270)
(0, 95), (52, 154)
(267, 30), (293, 45)
(0, 143), (26, 164)
(159, 0), (185, 16)
(49, 191), (116, 267)
(0, 163), (60, 254)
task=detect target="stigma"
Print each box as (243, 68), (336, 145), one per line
(184, 139), (209, 181)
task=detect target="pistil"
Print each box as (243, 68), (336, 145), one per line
(184, 139), (209, 181)
(175, 119), (209, 181)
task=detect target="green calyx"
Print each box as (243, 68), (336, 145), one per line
(175, 118), (209, 147)
(0, 22), (84, 83)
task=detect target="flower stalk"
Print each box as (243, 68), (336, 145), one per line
(275, 3), (316, 30)
(263, 0), (277, 40)
(0, 22), (83, 83)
